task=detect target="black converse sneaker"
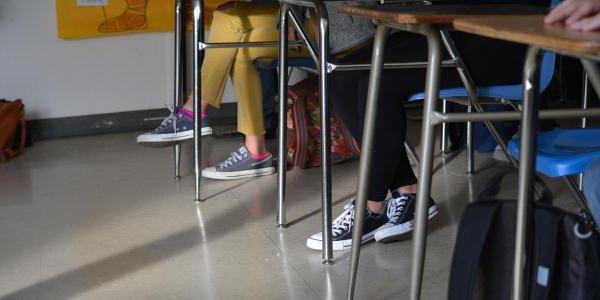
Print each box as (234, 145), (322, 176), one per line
(374, 192), (438, 243)
(306, 200), (389, 251)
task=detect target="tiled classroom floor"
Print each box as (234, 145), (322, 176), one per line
(0, 125), (576, 299)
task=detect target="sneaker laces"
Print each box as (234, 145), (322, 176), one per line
(217, 150), (245, 169)
(155, 105), (179, 133)
(387, 195), (409, 223)
(331, 202), (355, 236)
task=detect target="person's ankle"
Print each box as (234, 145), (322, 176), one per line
(178, 107), (206, 121)
(367, 201), (385, 215)
(394, 184), (418, 195)
(247, 147), (270, 160)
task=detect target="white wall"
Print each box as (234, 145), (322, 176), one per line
(0, 0), (237, 120)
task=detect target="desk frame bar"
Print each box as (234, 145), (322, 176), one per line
(347, 24), (390, 300)
(192, 0), (204, 202)
(513, 46), (543, 300)
(277, 0), (334, 263)
(173, 0), (185, 180)
(317, 5), (334, 264)
(277, 4), (290, 228)
(327, 59), (457, 72)
(288, 9), (320, 64)
(411, 24), (443, 300)
(431, 107), (600, 123)
(440, 31), (476, 173)
(345, 21), (519, 299)
(199, 40), (304, 50)
(279, 0), (487, 264)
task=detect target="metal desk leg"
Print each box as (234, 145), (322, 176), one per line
(409, 25), (443, 300)
(192, 0), (204, 202)
(346, 24), (389, 300)
(581, 59), (600, 95)
(277, 4), (290, 228)
(512, 46), (543, 300)
(173, 0), (184, 181)
(466, 104), (474, 174)
(317, 5), (333, 265)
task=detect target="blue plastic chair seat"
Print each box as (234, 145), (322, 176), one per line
(407, 52), (556, 102)
(507, 128), (600, 177)
(408, 84), (526, 102)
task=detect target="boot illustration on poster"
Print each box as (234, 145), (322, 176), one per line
(98, 0), (149, 33)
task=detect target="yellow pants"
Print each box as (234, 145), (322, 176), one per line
(202, 3), (301, 136)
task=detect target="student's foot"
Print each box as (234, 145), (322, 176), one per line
(374, 192), (438, 243)
(201, 144), (275, 180)
(137, 109), (212, 146)
(306, 200), (389, 251)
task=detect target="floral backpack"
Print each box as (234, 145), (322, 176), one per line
(286, 76), (360, 169)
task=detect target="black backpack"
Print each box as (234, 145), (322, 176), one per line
(448, 170), (600, 300)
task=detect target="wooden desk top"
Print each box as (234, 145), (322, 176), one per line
(453, 15), (600, 56)
(336, 4), (548, 25)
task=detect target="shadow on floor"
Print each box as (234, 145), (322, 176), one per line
(1, 228), (202, 299)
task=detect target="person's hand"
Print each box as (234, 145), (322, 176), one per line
(545, 0), (600, 31)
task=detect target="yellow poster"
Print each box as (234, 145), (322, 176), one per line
(56, 0), (222, 39)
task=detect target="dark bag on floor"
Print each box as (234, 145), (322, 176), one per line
(286, 76), (360, 169)
(0, 99), (27, 162)
(448, 170), (600, 300)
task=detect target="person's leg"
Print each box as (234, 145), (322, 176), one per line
(138, 3), (278, 147)
(307, 32), (441, 250)
(137, 5), (244, 145)
(200, 3), (281, 180)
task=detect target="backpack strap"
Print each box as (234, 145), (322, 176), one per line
(477, 168), (513, 201)
(528, 205), (562, 300)
(448, 201), (502, 300)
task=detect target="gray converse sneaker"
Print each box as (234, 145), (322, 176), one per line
(374, 192), (438, 243)
(137, 109), (212, 146)
(201, 145), (275, 180)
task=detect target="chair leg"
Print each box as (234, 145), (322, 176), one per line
(564, 176), (595, 224)
(579, 71), (589, 189)
(440, 99), (449, 154)
(466, 104), (475, 174)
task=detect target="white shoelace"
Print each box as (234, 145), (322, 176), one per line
(387, 195), (409, 223)
(156, 105), (178, 133)
(332, 202), (355, 236)
(218, 151), (245, 169)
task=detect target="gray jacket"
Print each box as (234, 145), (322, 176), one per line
(325, 2), (375, 54)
